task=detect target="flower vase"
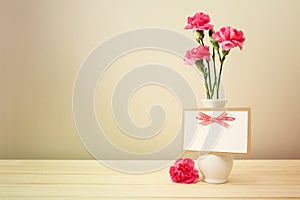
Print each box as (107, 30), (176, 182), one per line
(197, 99), (233, 184)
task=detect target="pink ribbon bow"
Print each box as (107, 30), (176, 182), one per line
(196, 112), (235, 128)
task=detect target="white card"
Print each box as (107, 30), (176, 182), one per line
(183, 109), (250, 154)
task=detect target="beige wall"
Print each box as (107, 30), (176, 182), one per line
(1, 0), (299, 159)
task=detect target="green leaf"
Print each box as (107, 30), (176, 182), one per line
(195, 59), (205, 73)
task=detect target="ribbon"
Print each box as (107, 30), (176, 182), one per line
(196, 112), (235, 128)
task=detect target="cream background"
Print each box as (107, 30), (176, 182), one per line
(1, 0), (299, 159)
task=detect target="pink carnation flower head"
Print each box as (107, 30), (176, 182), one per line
(184, 45), (211, 65)
(169, 158), (199, 184)
(184, 12), (214, 31)
(212, 26), (245, 51)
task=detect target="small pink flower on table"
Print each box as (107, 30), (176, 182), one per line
(169, 158), (199, 184)
(212, 26), (246, 51)
(184, 45), (211, 65)
(184, 12), (214, 31)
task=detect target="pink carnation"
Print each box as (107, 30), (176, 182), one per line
(169, 158), (199, 184)
(212, 26), (245, 51)
(184, 45), (211, 65)
(184, 12), (214, 31)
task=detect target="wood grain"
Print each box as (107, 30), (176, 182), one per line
(0, 160), (299, 199)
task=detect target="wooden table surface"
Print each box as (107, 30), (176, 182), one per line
(0, 159), (299, 199)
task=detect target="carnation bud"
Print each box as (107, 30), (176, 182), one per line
(195, 59), (205, 73)
(222, 50), (230, 57)
(196, 30), (204, 40)
(211, 39), (219, 50)
(209, 29), (215, 37)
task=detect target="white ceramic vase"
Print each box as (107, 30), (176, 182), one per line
(197, 99), (233, 184)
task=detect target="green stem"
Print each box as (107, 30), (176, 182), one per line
(214, 49), (221, 99)
(211, 49), (217, 98)
(216, 60), (224, 99)
(198, 37), (211, 98)
(217, 50), (222, 61)
(212, 48), (216, 64)
(215, 49), (225, 99)
(207, 60), (212, 97)
(203, 73), (211, 99)
(200, 38), (204, 46)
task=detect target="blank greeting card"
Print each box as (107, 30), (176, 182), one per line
(183, 108), (250, 154)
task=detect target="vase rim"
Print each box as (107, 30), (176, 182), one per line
(201, 99), (228, 108)
(201, 99), (228, 102)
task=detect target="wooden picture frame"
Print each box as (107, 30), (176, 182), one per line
(183, 108), (251, 155)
